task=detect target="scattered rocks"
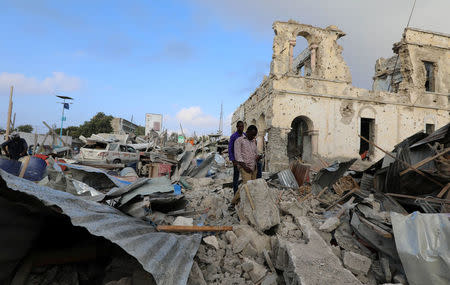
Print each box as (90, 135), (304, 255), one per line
(319, 216), (341, 232)
(187, 262), (207, 285)
(203, 236), (219, 250)
(173, 216), (193, 226)
(261, 273), (278, 285)
(343, 251), (372, 276)
(225, 231), (237, 244)
(232, 236), (250, 253)
(241, 257), (268, 283)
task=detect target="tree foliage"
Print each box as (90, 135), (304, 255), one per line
(63, 112), (113, 138)
(135, 126), (145, 136)
(16, 124), (33, 133)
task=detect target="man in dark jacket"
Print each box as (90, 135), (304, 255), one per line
(1, 133), (28, 160)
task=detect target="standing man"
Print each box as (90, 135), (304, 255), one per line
(229, 121), (245, 194)
(234, 125), (259, 184)
(1, 132), (28, 160)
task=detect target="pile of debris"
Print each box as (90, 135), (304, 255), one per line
(0, 124), (448, 285)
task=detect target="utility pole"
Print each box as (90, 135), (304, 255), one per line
(219, 102), (223, 135)
(56, 95), (73, 146)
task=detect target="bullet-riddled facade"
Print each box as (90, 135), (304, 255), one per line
(232, 20), (449, 172)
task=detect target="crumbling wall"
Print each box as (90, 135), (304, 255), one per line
(372, 56), (402, 92)
(396, 28), (450, 103)
(232, 22), (449, 172)
(269, 88), (449, 169)
(231, 77), (274, 134)
(271, 20), (352, 83)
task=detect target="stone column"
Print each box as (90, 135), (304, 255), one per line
(309, 44), (318, 73)
(289, 40), (296, 72)
(266, 127), (290, 172)
(310, 130), (319, 155)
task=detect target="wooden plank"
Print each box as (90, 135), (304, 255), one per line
(357, 214), (392, 238)
(43, 121), (67, 146)
(244, 184), (256, 210)
(437, 183), (450, 199)
(19, 156), (31, 178)
(5, 86), (13, 139)
(36, 133), (49, 154)
(358, 135), (444, 187)
(325, 188), (359, 211)
(156, 225), (233, 233)
(399, 148), (450, 176)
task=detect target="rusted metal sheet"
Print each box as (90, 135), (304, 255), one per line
(290, 162), (310, 187)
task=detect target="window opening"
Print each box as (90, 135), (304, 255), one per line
(426, 123), (435, 135)
(424, 61), (435, 92)
(292, 36), (310, 76)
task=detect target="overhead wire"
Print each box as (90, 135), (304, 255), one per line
(387, 0), (418, 92)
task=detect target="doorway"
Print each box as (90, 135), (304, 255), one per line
(287, 116), (313, 161)
(359, 118), (375, 159)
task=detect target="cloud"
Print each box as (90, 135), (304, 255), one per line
(0, 72), (82, 95)
(176, 106), (219, 128)
(190, 0), (450, 88)
(167, 106), (220, 135)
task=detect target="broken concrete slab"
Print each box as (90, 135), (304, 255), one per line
(203, 236), (219, 250)
(343, 251), (372, 276)
(187, 261), (207, 285)
(237, 179), (280, 231)
(224, 231), (237, 244)
(273, 216), (362, 285)
(261, 273), (278, 285)
(233, 224), (271, 255)
(319, 216), (341, 232)
(173, 216), (193, 226)
(242, 257), (268, 283)
(232, 236), (250, 254)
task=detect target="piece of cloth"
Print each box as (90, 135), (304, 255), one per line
(228, 131), (244, 162)
(234, 136), (258, 171)
(233, 165), (240, 194)
(239, 167), (257, 184)
(1, 138), (28, 160)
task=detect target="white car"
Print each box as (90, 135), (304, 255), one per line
(79, 142), (139, 164)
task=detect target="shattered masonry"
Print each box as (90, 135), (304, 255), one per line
(232, 20), (450, 172)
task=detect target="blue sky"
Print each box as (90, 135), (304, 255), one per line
(1, 0), (448, 135)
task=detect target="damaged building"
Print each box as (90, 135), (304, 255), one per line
(232, 20), (449, 172)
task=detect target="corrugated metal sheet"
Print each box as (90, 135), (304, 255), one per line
(290, 162), (310, 186)
(278, 169), (299, 189)
(0, 197), (43, 283)
(311, 159), (356, 195)
(360, 173), (374, 192)
(0, 169), (201, 285)
(119, 176), (173, 206)
(410, 123), (450, 149)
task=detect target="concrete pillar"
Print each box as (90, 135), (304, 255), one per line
(289, 40), (296, 72)
(310, 130), (319, 155)
(309, 44), (318, 73)
(267, 127), (290, 172)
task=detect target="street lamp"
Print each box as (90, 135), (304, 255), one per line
(56, 95), (73, 145)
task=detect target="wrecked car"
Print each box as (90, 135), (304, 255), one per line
(78, 141), (139, 164)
